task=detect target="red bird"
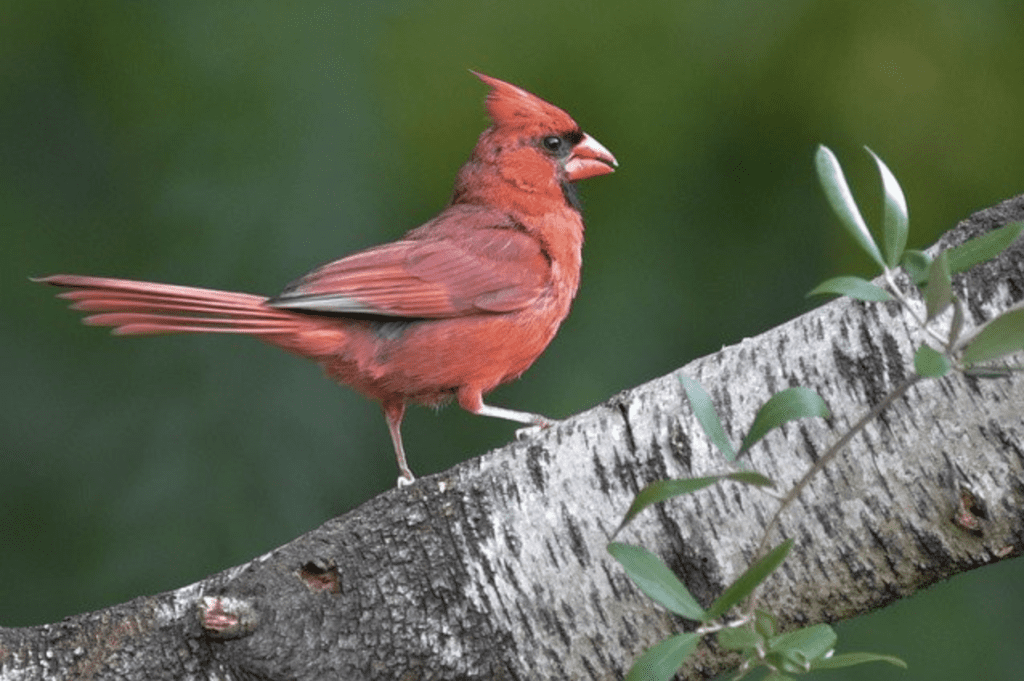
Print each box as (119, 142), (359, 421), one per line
(36, 72), (617, 485)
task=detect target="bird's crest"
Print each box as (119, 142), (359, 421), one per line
(472, 72), (578, 134)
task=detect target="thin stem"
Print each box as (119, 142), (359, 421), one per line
(752, 373), (924, 562)
(732, 270), (942, 620)
(695, 616), (750, 636)
(884, 269), (948, 348)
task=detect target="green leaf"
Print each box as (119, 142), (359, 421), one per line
(704, 539), (794, 622)
(962, 308), (1024, 365)
(811, 651), (908, 670)
(616, 478), (722, 536)
(764, 651), (805, 675)
(924, 250), (952, 320)
(717, 626), (761, 652)
(607, 542), (706, 621)
(901, 249), (932, 285)
(769, 623), (837, 667)
(615, 473), (774, 535)
(807, 276), (892, 302)
(728, 471), (775, 486)
(680, 375), (736, 461)
(866, 147), (908, 268)
(738, 388), (830, 456)
(963, 364), (1024, 378)
(625, 632), (701, 681)
(914, 345), (951, 378)
(815, 146), (886, 269)
(949, 296), (966, 347)
(754, 609), (778, 639)
(946, 222), (1024, 274)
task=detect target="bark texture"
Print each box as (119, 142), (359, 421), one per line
(2, 195), (1023, 680)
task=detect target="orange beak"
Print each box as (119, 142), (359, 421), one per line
(565, 133), (618, 181)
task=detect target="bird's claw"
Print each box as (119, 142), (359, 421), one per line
(515, 417), (556, 441)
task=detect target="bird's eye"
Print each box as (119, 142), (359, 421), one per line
(542, 136), (563, 152)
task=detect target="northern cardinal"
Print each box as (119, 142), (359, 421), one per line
(36, 72), (616, 485)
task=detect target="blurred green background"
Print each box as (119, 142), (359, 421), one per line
(2, 0), (1022, 678)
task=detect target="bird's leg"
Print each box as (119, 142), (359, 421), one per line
(473, 403), (554, 427)
(459, 389), (556, 440)
(383, 400), (416, 487)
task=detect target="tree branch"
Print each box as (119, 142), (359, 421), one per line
(3, 195), (1023, 681)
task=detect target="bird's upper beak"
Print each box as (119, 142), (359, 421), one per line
(565, 133), (618, 181)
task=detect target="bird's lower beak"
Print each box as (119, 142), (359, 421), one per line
(565, 133), (618, 181)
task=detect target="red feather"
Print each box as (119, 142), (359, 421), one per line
(270, 205), (550, 318)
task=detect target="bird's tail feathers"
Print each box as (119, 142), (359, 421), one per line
(35, 275), (304, 336)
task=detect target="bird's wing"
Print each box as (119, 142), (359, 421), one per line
(268, 211), (551, 319)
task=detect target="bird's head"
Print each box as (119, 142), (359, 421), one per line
(463, 72), (617, 203)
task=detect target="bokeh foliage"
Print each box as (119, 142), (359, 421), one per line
(2, 1), (1022, 678)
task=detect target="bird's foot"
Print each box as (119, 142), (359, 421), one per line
(515, 416), (557, 441)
